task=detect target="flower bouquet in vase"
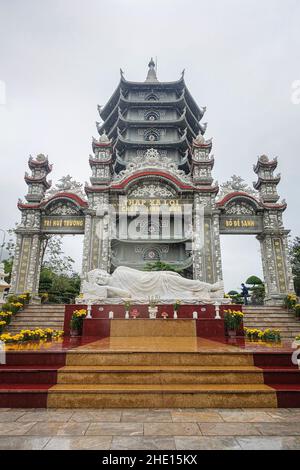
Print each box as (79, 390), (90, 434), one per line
(224, 309), (244, 337)
(173, 300), (181, 319)
(70, 309), (87, 336)
(124, 299), (132, 319)
(148, 296), (160, 319)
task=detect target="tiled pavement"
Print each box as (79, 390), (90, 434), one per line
(0, 408), (300, 450)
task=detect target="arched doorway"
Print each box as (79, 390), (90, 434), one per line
(10, 192), (87, 301)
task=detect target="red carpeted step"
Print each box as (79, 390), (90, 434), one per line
(253, 352), (298, 368)
(270, 384), (300, 408)
(4, 352), (66, 366)
(0, 384), (51, 408)
(0, 366), (61, 384)
(260, 367), (300, 384)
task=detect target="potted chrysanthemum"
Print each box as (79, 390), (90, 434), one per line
(70, 309), (87, 336)
(224, 309), (244, 337)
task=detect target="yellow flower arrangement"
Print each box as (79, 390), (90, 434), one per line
(72, 309), (88, 318)
(0, 329), (64, 343)
(284, 293), (298, 310)
(70, 309), (87, 332)
(224, 309), (244, 331)
(244, 326), (281, 342)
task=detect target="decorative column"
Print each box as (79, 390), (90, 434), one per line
(192, 193), (204, 280)
(82, 131), (113, 280)
(258, 230), (294, 304)
(191, 133), (221, 283)
(212, 211), (223, 282)
(254, 155), (295, 303)
(10, 217), (45, 297)
(10, 155), (52, 297)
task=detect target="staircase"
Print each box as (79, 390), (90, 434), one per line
(48, 349), (277, 408)
(2, 342), (300, 408)
(7, 304), (65, 334)
(243, 305), (300, 341)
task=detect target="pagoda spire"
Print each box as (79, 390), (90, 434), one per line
(253, 154), (281, 203)
(24, 154), (52, 202)
(145, 57), (158, 82)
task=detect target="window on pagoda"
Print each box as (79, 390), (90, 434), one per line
(145, 110), (160, 121)
(145, 93), (159, 101)
(144, 129), (160, 141)
(143, 248), (160, 261)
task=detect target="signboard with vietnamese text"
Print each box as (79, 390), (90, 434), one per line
(219, 215), (263, 234)
(41, 216), (85, 234)
(115, 199), (193, 214)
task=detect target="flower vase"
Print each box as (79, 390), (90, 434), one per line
(70, 329), (80, 337)
(148, 306), (157, 319)
(125, 311), (130, 319)
(228, 329), (237, 338)
(173, 311), (178, 319)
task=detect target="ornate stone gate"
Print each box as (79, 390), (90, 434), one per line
(10, 62), (295, 304)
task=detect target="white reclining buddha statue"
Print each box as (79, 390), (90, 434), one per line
(80, 266), (224, 303)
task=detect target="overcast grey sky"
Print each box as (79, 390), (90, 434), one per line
(0, 0), (299, 290)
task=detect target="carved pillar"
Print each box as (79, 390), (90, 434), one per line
(10, 232), (43, 296)
(282, 232), (295, 292)
(258, 230), (294, 304)
(192, 194), (204, 280)
(82, 192), (111, 281)
(10, 233), (23, 293)
(81, 213), (92, 278)
(193, 194), (221, 283)
(212, 212), (223, 282)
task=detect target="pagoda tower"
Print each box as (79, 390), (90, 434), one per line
(83, 59), (220, 280)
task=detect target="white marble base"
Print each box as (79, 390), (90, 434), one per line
(75, 297), (233, 306)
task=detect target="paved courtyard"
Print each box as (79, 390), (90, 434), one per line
(0, 408), (300, 450)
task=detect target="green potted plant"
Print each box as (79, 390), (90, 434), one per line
(70, 309), (87, 336)
(173, 299), (181, 319)
(124, 299), (132, 319)
(294, 304), (300, 318)
(284, 293), (298, 310)
(263, 328), (281, 342)
(224, 309), (244, 337)
(148, 296), (160, 319)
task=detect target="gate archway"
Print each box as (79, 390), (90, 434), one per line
(215, 191), (293, 304)
(10, 183), (88, 299)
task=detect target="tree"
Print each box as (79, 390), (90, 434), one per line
(41, 236), (75, 275)
(3, 259), (13, 283)
(290, 236), (300, 295)
(245, 276), (263, 286)
(245, 276), (264, 304)
(39, 268), (80, 304)
(143, 261), (183, 273)
(4, 227), (80, 303)
(38, 235), (80, 303)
